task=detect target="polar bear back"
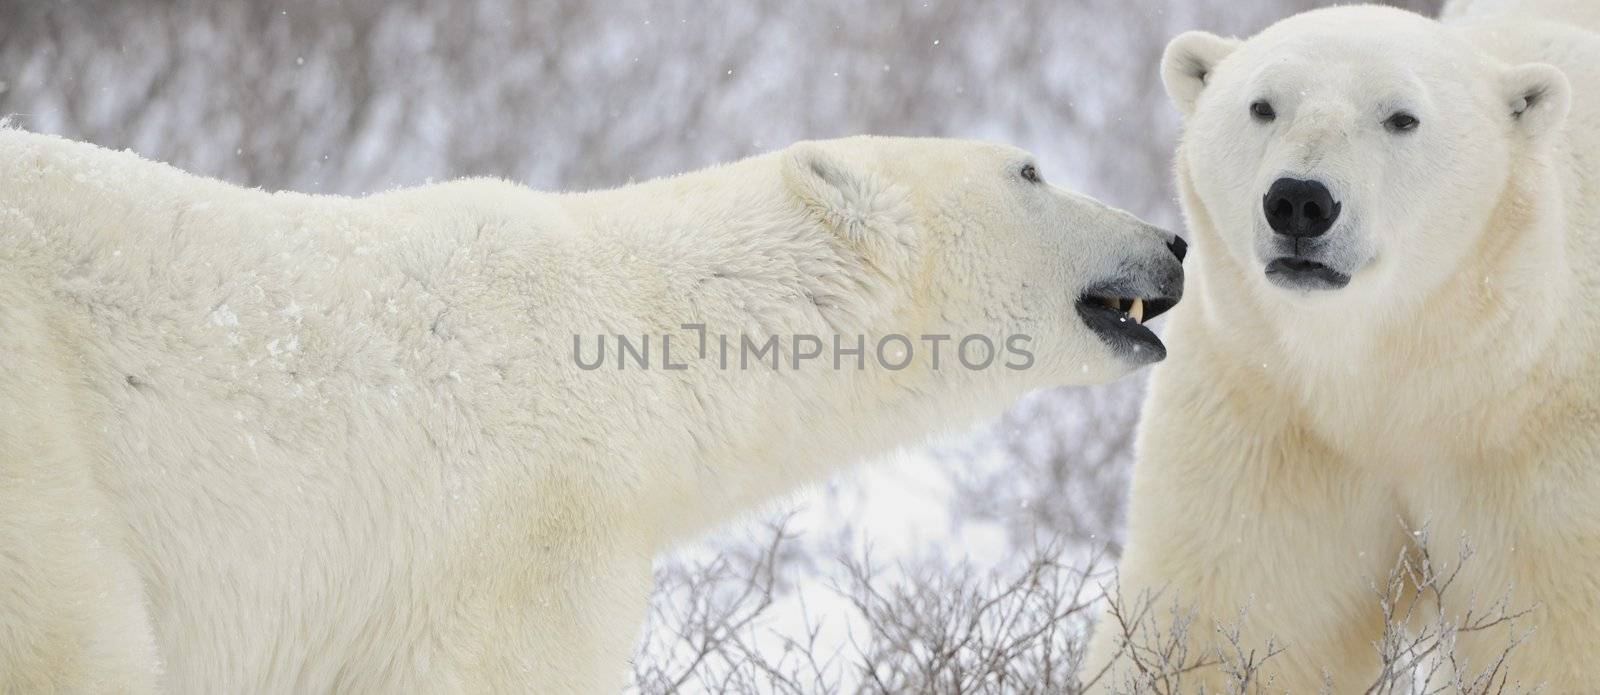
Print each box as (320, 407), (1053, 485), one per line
(0, 129), (660, 690)
(1445, 0), (1600, 31)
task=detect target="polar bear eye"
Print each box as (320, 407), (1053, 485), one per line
(1250, 100), (1276, 122)
(1384, 111), (1420, 133)
(1019, 163), (1041, 183)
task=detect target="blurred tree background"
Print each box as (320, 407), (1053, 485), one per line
(0, 0), (1442, 690)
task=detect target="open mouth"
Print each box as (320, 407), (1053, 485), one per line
(1265, 256), (1350, 291)
(1075, 285), (1178, 364)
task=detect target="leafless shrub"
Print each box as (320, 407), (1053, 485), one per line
(1361, 524), (1537, 695)
(1082, 585), (1260, 694)
(832, 541), (1106, 693)
(632, 518), (1111, 694)
(630, 514), (820, 695)
(631, 518), (1532, 695)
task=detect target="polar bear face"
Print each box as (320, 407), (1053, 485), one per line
(781, 137), (1184, 385)
(1163, 7), (1569, 309)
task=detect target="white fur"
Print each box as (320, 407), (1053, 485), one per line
(0, 132), (1177, 692)
(1088, 4), (1600, 691)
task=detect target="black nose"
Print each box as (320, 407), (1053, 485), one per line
(1263, 178), (1341, 238)
(1166, 235), (1187, 263)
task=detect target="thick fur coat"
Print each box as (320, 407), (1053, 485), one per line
(0, 133), (1181, 692)
(1090, 2), (1600, 691)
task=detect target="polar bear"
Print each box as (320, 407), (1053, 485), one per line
(0, 131), (1183, 693)
(1087, 2), (1599, 692)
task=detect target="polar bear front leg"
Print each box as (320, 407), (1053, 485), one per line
(1083, 366), (1405, 692)
(435, 538), (653, 694)
(1407, 443), (1600, 693)
(0, 311), (162, 693)
(0, 489), (161, 694)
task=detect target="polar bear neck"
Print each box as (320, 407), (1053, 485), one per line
(524, 155), (1019, 546)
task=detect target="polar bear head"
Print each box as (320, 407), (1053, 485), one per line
(1162, 6), (1569, 311)
(779, 137), (1184, 385)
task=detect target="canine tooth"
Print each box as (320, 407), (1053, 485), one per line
(1129, 298), (1145, 324)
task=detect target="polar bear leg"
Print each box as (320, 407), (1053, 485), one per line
(438, 544), (652, 693)
(1407, 461), (1600, 692)
(1085, 367), (1405, 692)
(0, 303), (161, 693)
(537, 553), (653, 693)
(0, 477), (161, 693)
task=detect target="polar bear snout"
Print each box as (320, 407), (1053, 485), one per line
(1074, 239), (1184, 365)
(1263, 178), (1340, 239)
(1257, 177), (1362, 292)
(1166, 234), (1188, 263)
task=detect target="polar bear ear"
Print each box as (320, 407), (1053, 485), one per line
(1502, 63), (1571, 142)
(781, 141), (909, 245)
(1162, 31), (1241, 118)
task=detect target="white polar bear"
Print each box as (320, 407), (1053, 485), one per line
(0, 131), (1184, 693)
(1088, 2), (1599, 692)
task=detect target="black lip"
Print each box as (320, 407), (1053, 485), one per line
(1075, 280), (1181, 365)
(1264, 257), (1350, 291)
